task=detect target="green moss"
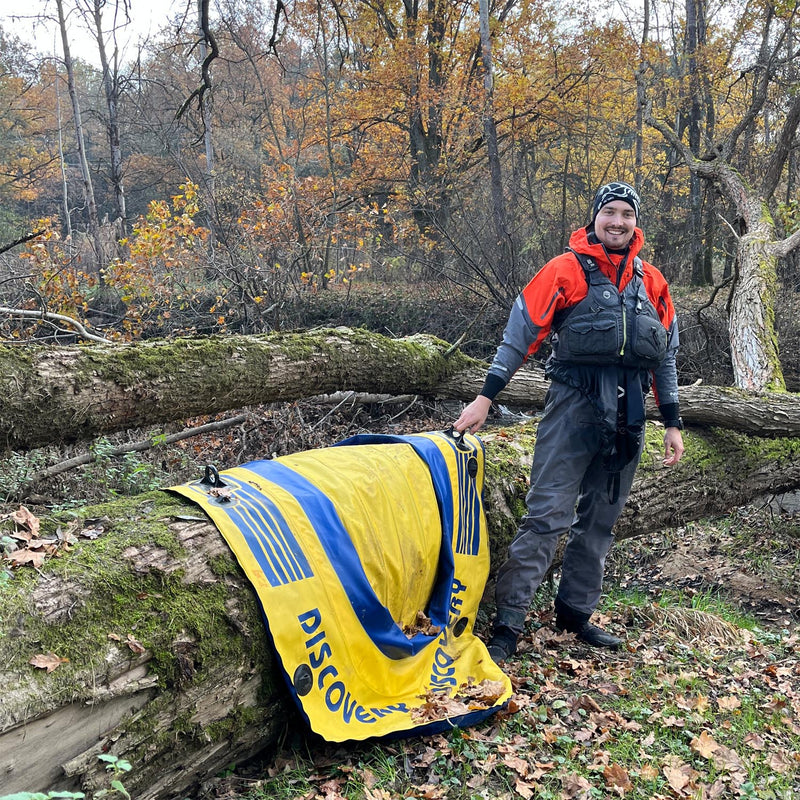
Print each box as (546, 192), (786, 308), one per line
(208, 553), (240, 577)
(0, 489), (269, 700)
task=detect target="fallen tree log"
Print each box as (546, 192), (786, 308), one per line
(3, 422), (800, 799)
(4, 327), (800, 452)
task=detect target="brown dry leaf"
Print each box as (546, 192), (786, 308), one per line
(716, 694), (741, 711)
(474, 753), (498, 773)
(411, 690), (469, 723)
(504, 695), (526, 714)
(530, 760), (556, 779)
(29, 652), (69, 673)
(514, 777), (537, 799)
(466, 773), (486, 789)
(501, 754), (529, 777)
(318, 777), (346, 800)
(9, 548), (46, 568)
(108, 632), (123, 641)
(358, 767), (378, 789)
(412, 784), (447, 799)
(764, 696), (789, 713)
(710, 743), (746, 774)
(126, 634), (146, 654)
(574, 694), (602, 713)
(766, 749), (794, 774)
(561, 772), (593, 799)
(411, 746), (439, 769)
(363, 790), (392, 800)
(742, 731), (766, 751)
(604, 763), (633, 795)
(662, 757), (700, 795)
(674, 694), (694, 711)
(781, 715), (800, 735)
(402, 610), (441, 637)
(459, 678), (507, 705)
(638, 763), (660, 781)
(12, 506), (40, 537)
(694, 694), (710, 713)
(707, 778), (728, 798)
(690, 730), (720, 759)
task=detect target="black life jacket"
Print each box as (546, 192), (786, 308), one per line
(550, 249), (668, 370)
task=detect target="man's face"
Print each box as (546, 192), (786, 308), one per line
(594, 200), (636, 249)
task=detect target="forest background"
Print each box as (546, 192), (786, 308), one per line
(0, 0), (798, 393)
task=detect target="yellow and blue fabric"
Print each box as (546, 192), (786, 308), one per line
(169, 430), (512, 741)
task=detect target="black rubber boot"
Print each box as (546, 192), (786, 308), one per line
(554, 597), (622, 650)
(570, 621), (622, 649)
(486, 624), (519, 662)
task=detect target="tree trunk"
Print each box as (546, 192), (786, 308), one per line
(55, 0), (105, 273)
(3, 422), (800, 799)
(6, 328), (800, 453)
(0, 492), (289, 800)
(90, 0), (127, 231)
(644, 8), (800, 392)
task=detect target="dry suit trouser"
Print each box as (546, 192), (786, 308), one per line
(494, 379), (644, 634)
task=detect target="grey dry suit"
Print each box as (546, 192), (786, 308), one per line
(486, 233), (680, 635)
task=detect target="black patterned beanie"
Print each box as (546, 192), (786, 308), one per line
(591, 181), (640, 223)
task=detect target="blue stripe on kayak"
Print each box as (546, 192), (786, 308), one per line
(182, 481), (312, 586)
(333, 433), (458, 627)
(240, 458), (439, 659)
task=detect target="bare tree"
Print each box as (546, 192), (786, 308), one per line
(83, 0), (128, 231)
(55, 0), (106, 271)
(645, 6), (800, 391)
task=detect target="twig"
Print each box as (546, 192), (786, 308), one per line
(0, 307), (110, 344)
(0, 229), (46, 256)
(388, 395), (419, 423)
(312, 391), (358, 429)
(444, 300), (489, 357)
(13, 414), (249, 500)
(716, 212), (741, 240)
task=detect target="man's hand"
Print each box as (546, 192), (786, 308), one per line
(453, 396), (493, 434)
(663, 427), (684, 466)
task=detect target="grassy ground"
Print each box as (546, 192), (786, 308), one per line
(205, 507), (800, 800)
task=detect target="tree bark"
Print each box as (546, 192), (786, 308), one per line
(644, 7), (800, 392)
(6, 328), (800, 453)
(3, 421), (800, 799)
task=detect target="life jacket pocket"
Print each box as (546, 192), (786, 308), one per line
(561, 316), (621, 361)
(629, 313), (668, 364)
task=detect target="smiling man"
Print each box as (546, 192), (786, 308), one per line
(454, 180), (684, 660)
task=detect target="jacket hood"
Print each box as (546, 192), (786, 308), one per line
(567, 225), (645, 287)
(571, 224), (645, 261)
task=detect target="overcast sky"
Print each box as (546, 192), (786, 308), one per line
(0, 0), (186, 66)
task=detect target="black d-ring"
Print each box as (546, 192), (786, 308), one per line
(200, 464), (227, 488)
(444, 425), (471, 451)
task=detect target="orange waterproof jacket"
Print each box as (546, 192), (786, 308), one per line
(486, 225), (680, 409)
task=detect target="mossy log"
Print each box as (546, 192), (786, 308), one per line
(4, 327), (800, 452)
(3, 422), (800, 798)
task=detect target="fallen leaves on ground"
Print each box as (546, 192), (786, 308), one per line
(1, 506), (111, 573)
(235, 606), (800, 800)
(410, 676), (507, 724)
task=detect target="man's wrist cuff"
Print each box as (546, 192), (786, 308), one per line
(480, 373), (507, 401)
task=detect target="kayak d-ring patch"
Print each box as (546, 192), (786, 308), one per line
(293, 663), (314, 696)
